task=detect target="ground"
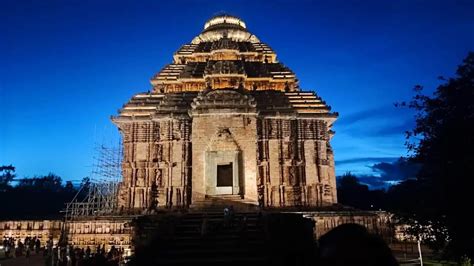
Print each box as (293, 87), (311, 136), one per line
(0, 254), (43, 266)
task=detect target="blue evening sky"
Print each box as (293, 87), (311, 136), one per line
(1, 0), (473, 184)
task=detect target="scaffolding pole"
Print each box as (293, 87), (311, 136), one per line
(64, 140), (122, 221)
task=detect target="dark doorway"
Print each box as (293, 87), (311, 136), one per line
(217, 163), (233, 187)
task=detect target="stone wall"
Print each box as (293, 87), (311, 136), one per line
(67, 217), (134, 255)
(191, 115), (258, 202)
(0, 210), (393, 258)
(117, 118), (192, 210)
(114, 89), (338, 211)
(191, 89), (258, 203)
(0, 220), (62, 246)
(0, 218), (134, 256)
(257, 118), (337, 208)
(303, 211), (393, 240)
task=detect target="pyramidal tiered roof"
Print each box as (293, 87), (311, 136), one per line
(114, 15), (337, 121)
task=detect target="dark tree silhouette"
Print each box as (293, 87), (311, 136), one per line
(337, 172), (385, 210)
(337, 172), (370, 209)
(0, 169), (83, 219)
(384, 179), (424, 214)
(337, 54), (474, 259)
(0, 165), (16, 191)
(399, 52), (474, 259)
(17, 173), (63, 192)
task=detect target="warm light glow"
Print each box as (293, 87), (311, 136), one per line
(204, 16), (246, 30)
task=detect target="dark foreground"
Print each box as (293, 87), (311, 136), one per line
(2, 211), (401, 266)
(129, 211), (398, 266)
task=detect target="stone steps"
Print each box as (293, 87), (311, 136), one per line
(136, 210), (268, 265)
(170, 238), (263, 248)
(154, 256), (267, 266)
(161, 244), (264, 256)
(133, 211), (318, 266)
(189, 195), (259, 212)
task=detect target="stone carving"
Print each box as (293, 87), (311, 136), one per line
(111, 14), (338, 211)
(155, 169), (162, 187)
(2, 15), (396, 261)
(206, 128), (240, 152)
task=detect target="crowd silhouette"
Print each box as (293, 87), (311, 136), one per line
(2, 236), (125, 266)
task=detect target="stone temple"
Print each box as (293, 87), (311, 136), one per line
(1, 15), (392, 260)
(112, 14), (338, 211)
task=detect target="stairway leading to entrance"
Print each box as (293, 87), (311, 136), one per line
(133, 210), (268, 266)
(189, 194), (259, 212)
(132, 206), (317, 266)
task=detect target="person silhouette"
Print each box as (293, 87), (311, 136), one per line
(223, 206), (230, 228)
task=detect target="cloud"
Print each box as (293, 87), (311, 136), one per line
(333, 105), (417, 186)
(336, 156), (398, 166)
(356, 175), (390, 189)
(370, 158), (420, 182)
(337, 117), (414, 138)
(337, 157), (420, 190)
(334, 104), (415, 137)
(336, 106), (395, 127)
(373, 119), (415, 136)
(336, 104), (412, 126)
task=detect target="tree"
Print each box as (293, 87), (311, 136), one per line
(400, 52), (474, 259)
(337, 172), (373, 210)
(0, 172), (80, 219)
(17, 173), (63, 192)
(0, 165), (16, 191)
(64, 181), (75, 194)
(385, 179), (425, 215)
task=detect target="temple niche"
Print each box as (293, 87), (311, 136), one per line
(112, 14), (338, 211)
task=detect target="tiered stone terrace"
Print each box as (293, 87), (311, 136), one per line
(112, 14), (338, 212)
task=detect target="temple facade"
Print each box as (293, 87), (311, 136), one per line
(112, 14), (338, 211)
(1, 16), (397, 256)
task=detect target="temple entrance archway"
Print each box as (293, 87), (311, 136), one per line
(204, 128), (241, 196)
(205, 150), (240, 195)
(217, 163), (233, 192)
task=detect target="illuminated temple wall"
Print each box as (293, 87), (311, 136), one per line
(1, 15), (391, 253)
(112, 15), (339, 211)
(0, 212), (392, 253)
(306, 211), (393, 240)
(67, 218), (134, 255)
(0, 220), (62, 246)
(0, 219), (133, 254)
